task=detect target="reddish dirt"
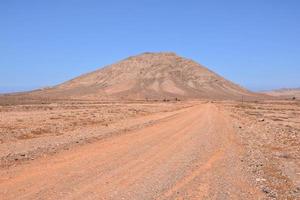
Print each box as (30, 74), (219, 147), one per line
(0, 103), (263, 199)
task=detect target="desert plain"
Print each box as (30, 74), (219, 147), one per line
(0, 98), (299, 200)
(0, 53), (299, 200)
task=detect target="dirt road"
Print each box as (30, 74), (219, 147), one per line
(0, 103), (263, 199)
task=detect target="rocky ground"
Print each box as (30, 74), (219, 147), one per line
(0, 100), (191, 167)
(0, 100), (299, 199)
(0, 101), (187, 143)
(222, 100), (300, 199)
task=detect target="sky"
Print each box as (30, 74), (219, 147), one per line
(1, 0), (300, 93)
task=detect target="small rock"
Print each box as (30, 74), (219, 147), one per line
(262, 187), (277, 198)
(262, 187), (271, 194)
(256, 178), (266, 182)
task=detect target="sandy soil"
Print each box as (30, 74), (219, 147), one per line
(0, 100), (299, 199)
(0, 101), (190, 166)
(222, 100), (300, 199)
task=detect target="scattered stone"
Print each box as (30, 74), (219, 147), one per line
(256, 178), (266, 182)
(262, 187), (271, 194)
(262, 186), (277, 198)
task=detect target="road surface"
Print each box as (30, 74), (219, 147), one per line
(0, 103), (263, 199)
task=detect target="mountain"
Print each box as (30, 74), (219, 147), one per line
(27, 52), (257, 100)
(264, 88), (300, 99)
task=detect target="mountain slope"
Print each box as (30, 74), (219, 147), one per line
(30, 52), (257, 100)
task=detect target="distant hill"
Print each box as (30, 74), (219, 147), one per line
(264, 88), (300, 99)
(4, 52), (264, 101)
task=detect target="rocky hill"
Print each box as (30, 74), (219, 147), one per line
(24, 52), (259, 100)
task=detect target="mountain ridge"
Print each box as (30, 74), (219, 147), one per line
(263, 87), (300, 99)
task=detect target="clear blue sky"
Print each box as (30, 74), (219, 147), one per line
(1, 0), (299, 93)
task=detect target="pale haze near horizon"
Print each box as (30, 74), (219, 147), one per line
(1, 0), (299, 93)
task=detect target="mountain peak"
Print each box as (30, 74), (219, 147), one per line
(140, 51), (178, 56)
(31, 52), (257, 100)
(126, 52), (182, 63)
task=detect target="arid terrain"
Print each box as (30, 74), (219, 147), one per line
(0, 99), (299, 200)
(0, 53), (299, 199)
(264, 88), (300, 100)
